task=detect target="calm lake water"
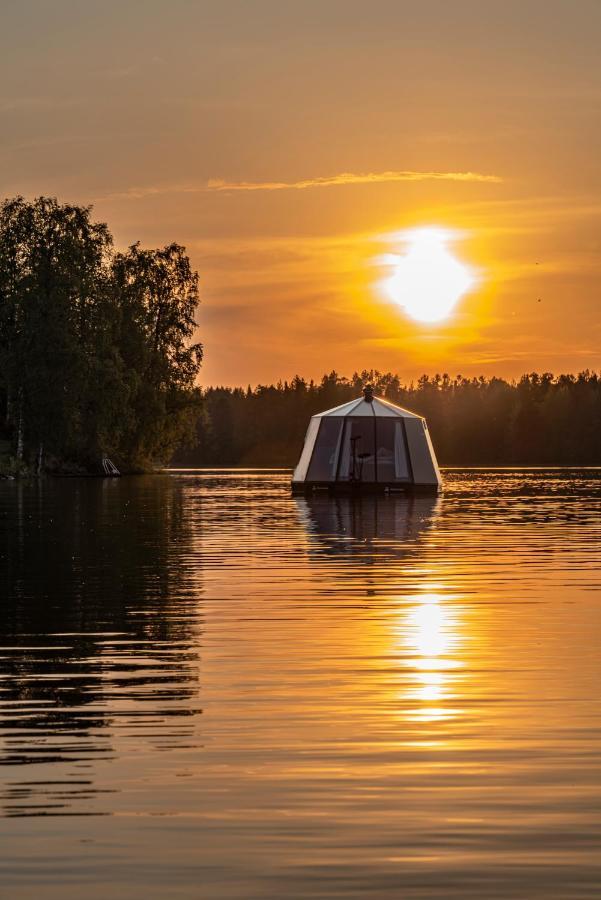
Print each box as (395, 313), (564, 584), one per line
(0, 469), (600, 899)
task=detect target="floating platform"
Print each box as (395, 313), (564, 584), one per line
(291, 481), (440, 496)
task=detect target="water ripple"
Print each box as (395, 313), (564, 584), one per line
(0, 469), (599, 898)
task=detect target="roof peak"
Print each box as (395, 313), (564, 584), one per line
(315, 394), (422, 419)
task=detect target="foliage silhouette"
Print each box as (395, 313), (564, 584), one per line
(0, 197), (202, 473)
(174, 370), (601, 467)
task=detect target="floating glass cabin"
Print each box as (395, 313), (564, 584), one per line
(292, 386), (442, 494)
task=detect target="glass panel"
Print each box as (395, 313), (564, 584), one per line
(306, 418), (343, 481)
(293, 417), (321, 481)
(394, 420), (410, 479)
(338, 421), (352, 479)
(375, 418), (396, 482)
(337, 417), (376, 482)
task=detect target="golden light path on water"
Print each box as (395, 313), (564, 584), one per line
(398, 590), (465, 722)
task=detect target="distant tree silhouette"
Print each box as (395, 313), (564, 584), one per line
(1, 197), (598, 472)
(174, 369), (601, 467)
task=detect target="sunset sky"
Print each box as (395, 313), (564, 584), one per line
(2, 0), (600, 386)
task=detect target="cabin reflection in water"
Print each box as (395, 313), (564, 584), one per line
(295, 493), (441, 557)
(295, 493), (463, 723)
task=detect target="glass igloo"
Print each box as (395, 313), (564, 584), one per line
(292, 386), (441, 494)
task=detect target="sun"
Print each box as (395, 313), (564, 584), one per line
(384, 227), (475, 323)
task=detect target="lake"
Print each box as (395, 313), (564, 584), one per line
(0, 469), (600, 899)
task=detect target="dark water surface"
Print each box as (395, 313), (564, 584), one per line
(0, 469), (600, 899)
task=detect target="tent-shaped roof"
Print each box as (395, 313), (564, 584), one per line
(292, 386), (441, 493)
(316, 395), (421, 419)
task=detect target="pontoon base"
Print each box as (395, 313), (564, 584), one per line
(291, 481), (440, 496)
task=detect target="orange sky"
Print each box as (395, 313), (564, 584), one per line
(1, 0), (600, 385)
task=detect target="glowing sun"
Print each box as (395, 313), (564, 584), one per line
(384, 228), (475, 323)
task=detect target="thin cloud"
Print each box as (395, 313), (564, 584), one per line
(98, 169), (502, 202)
(207, 170), (503, 192)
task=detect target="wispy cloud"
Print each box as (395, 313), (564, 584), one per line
(207, 170), (503, 192)
(98, 169), (502, 202)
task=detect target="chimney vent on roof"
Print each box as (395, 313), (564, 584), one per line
(363, 384), (374, 403)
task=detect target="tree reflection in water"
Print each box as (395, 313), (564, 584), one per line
(0, 477), (201, 816)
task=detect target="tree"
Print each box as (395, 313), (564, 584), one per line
(0, 197), (113, 467)
(110, 242), (203, 468)
(0, 197), (203, 473)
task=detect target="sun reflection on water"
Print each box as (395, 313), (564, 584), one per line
(399, 591), (465, 722)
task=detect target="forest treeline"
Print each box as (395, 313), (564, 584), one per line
(1, 196), (599, 474)
(0, 197), (202, 474)
(174, 370), (601, 467)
